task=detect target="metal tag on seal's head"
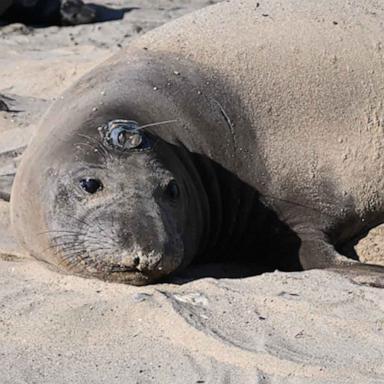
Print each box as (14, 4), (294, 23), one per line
(98, 119), (150, 151)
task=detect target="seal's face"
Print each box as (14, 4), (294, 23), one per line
(40, 120), (199, 285)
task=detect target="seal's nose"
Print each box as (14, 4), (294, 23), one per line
(118, 250), (142, 269)
(118, 249), (162, 272)
(109, 251), (141, 272)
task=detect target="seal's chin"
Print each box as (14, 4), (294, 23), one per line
(104, 270), (155, 286)
(70, 261), (165, 285)
(94, 259), (173, 285)
(60, 243), (184, 285)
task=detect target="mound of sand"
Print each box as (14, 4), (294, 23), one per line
(1, 259), (383, 383)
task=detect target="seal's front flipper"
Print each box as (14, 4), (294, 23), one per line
(298, 235), (384, 288)
(328, 263), (384, 288)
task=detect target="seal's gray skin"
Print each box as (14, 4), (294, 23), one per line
(11, 0), (384, 285)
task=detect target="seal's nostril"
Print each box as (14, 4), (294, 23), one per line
(80, 178), (103, 194)
(133, 256), (140, 266)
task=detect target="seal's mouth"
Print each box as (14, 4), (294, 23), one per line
(45, 207), (184, 284)
(94, 257), (165, 285)
(69, 259), (160, 285)
(109, 264), (140, 273)
(101, 253), (163, 275)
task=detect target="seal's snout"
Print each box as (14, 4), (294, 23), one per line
(106, 248), (164, 277)
(109, 253), (142, 272)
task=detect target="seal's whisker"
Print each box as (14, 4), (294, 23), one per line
(37, 230), (86, 236)
(58, 247), (87, 256)
(75, 142), (109, 161)
(46, 240), (85, 250)
(59, 254), (90, 270)
(58, 244), (90, 256)
(62, 249), (110, 270)
(111, 214), (115, 235)
(86, 246), (113, 255)
(85, 240), (117, 249)
(50, 246), (84, 259)
(49, 234), (87, 242)
(77, 133), (113, 160)
(60, 212), (93, 228)
(49, 233), (81, 240)
(74, 141), (109, 163)
(43, 240), (84, 253)
(57, 212), (109, 237)
(46, 230), (101, 242)
(104, 214), (116, 240)
(95, 143), (113, 162)
(59, 237), (116, 253)
(137, 119), (178, 131)
(98, 140), (114, 159)
(44, 239), (83, 253)
(121, 235), (131, 250)
(49, 233), (131, 272)
(95, 141), (111, 159)
(95, 217), (120, 245)
(66, 235), (115, 249)
(90, 215), (111, 236)
(46, 217), (112, 244)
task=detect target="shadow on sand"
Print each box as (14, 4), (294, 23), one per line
(88, 3), (139, 23)
(0, 1), (138, 27)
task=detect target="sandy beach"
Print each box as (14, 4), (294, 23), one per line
(1, 1), (384, 383)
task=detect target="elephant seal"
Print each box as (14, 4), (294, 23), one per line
(11, 0), (384, 285)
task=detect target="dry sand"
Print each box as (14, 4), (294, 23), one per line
(0, 1), (383, 383)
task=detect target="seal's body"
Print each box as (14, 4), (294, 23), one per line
(11, 0), (384, 285)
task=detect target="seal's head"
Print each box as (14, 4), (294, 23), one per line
(11, 119), (207, 285)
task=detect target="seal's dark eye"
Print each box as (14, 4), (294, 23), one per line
(164, 180), (180, 200)
(80, 178), (103, 194)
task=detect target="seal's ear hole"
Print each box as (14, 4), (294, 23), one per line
(80, 178), (103, 194)
(164, 180), (180, 200)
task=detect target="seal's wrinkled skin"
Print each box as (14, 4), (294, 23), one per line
(11, 0), (384, 285)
